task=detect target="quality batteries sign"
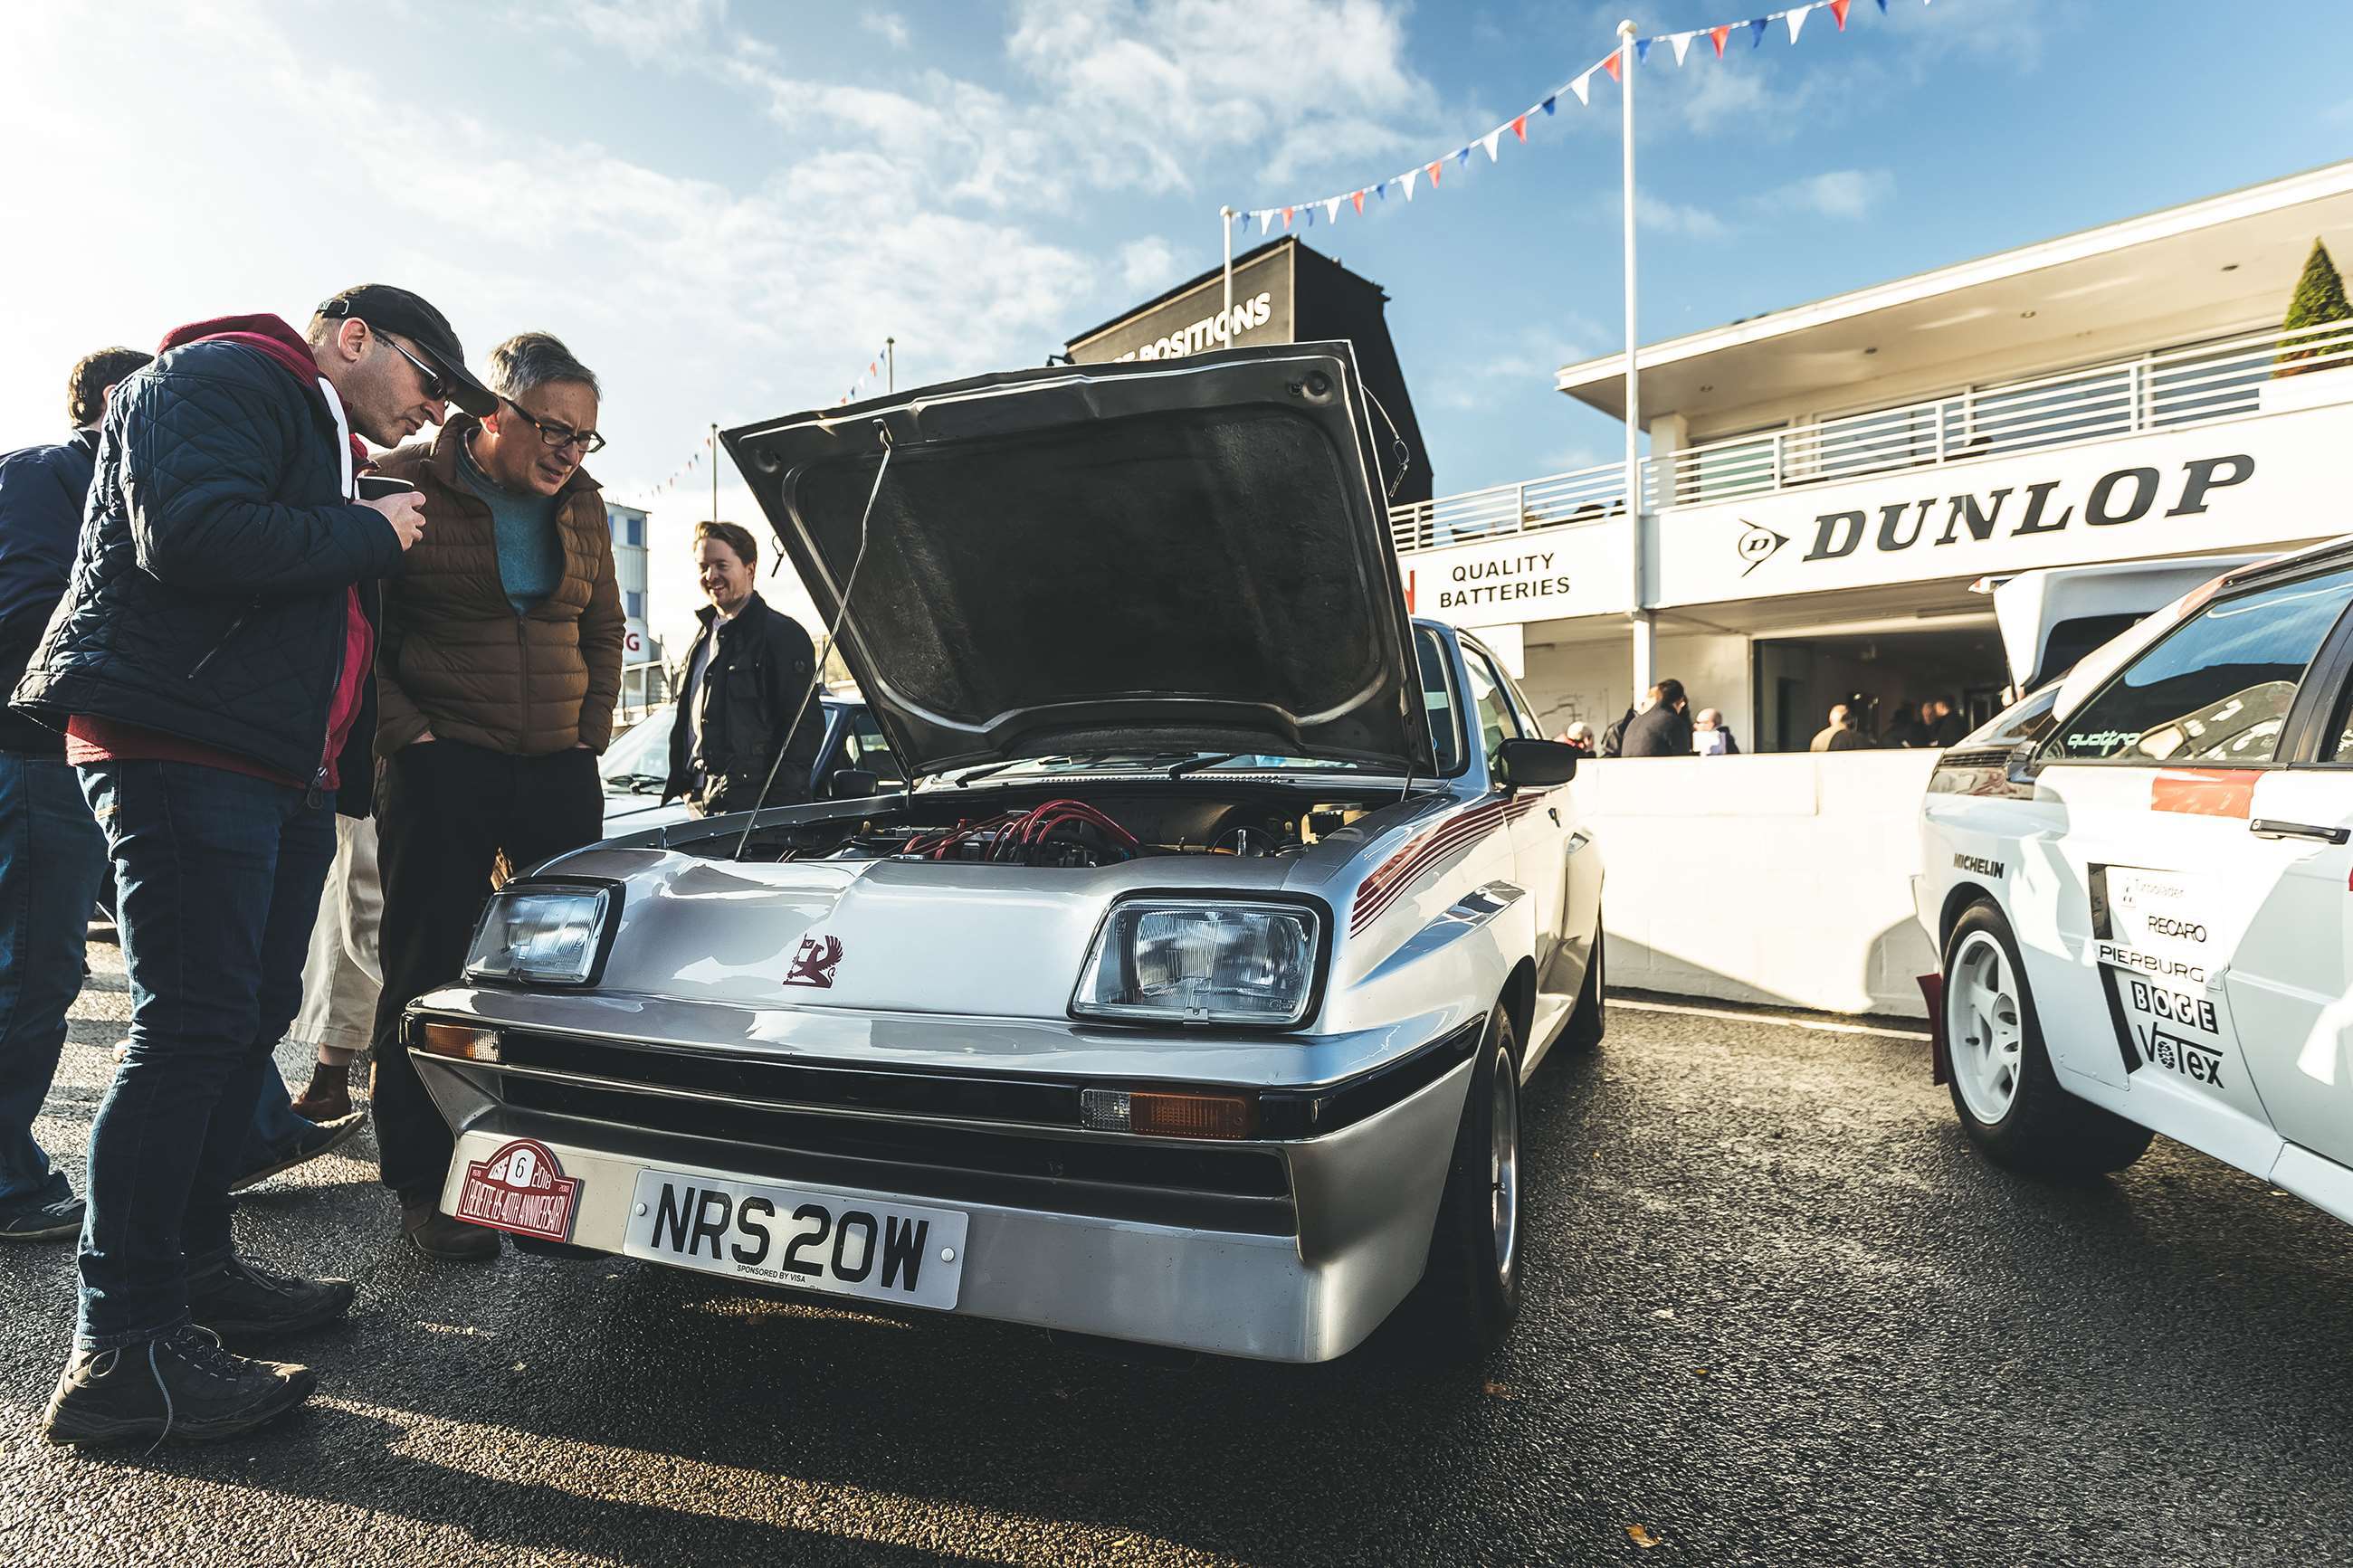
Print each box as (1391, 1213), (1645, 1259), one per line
(1400, 528), (1626, 629)
(1651, 400), (2351, 608)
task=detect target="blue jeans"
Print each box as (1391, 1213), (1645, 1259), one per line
(75, 761), (337, 1349)
(243, 1063), (317, 1164)
(0, 751), (109, 1212)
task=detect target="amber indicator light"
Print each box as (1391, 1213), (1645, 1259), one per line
(1129, 1091), (1256, 1141)
(417, 1022), (503, 1062)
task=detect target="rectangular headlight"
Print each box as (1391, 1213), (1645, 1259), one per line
(464, 886), (614, 986)
(1072, 900), (1319, 1026)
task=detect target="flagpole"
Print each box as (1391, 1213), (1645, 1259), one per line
(1220, 206), (1236, 343)
(886, 337), (895, 394)
(710, 422), (719, 525)
(1618, 17), (1653, 701)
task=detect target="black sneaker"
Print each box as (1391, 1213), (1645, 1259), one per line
(40, 1324), (315, 1446)
(0, 1194), (83, 1242)
(188, 1253), (357, 1341)
(233, 1108), (368, 1193)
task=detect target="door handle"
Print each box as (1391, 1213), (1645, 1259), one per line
(1548, 807), (1560, 826)
(2249, 818), (2351, 844)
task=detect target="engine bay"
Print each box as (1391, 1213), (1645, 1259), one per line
(745, 791), (1380, 869)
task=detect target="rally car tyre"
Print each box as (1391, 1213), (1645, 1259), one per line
(1563, 921), (1605, 1053)
(1415, 1001), (1524, 1359)
(1943, 900), (2153, 1179)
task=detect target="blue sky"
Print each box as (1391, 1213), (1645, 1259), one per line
(4, 0), (2348, 646)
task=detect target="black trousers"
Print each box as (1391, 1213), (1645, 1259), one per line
(369, 741), (603, 1201)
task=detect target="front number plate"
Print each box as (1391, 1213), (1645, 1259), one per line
(621, 1170), (968, 1312)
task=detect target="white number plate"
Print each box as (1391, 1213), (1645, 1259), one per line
(621, 1170), (968, 1312)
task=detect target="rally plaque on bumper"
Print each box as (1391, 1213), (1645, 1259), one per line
(620, 1170), (969, 1313)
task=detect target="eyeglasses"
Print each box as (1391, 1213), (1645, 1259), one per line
(500, 400), (606, 455)
(376, 332), (449, 403)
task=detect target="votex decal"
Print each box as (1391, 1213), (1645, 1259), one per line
(2087, 864), (2246, 1105)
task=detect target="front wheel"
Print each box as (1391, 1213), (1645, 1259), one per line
(1944, 900), (2152, 1178)
(1415, 1003), (1524, 1359)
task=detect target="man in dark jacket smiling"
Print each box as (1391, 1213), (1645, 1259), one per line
(0, 347), (149, 1245)
(665, 520), (823, 814)
(14, 285), (491, 1447)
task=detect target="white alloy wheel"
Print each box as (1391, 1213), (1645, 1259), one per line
(1948, 928), (2025, 1125)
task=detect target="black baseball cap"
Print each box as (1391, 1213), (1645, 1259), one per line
(315, 284), (498, 417)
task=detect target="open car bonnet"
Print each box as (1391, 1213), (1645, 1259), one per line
(723, 343), (1434, 778)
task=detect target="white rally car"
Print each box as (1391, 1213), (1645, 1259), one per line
(1919, 536), (2353, 1222)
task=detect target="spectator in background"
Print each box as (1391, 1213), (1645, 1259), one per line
(282, 815), (380, 1123)
(0, 347), (150, 1243)
(1884, 702), (1931, 749)
(367, 330), (624, 1262)
(1620, 678), (1694, 758)
(1811, 703), (1871, 752)
(1925, 697), (1967, 747)
(663, 520), (824, 815)
(1599, 689), (1655, 759)
(1556, 722), (1596, 755)
(1692, 708), (1740, 756)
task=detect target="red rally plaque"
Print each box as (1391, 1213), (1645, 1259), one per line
(454, 1138), (582, 1241)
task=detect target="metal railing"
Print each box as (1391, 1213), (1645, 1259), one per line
(1389, 319), (2353, 556)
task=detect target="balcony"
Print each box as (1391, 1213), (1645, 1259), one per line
(1389, 319), (2353, 558)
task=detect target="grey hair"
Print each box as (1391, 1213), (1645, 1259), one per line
(488, 331), (600, 401)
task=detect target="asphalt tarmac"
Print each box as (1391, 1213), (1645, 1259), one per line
(7, 942), (2353, 1567)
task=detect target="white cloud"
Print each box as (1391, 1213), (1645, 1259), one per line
(862, 11), (911, 49)
(1634, 193), (1729, 241)
(1771, 168), (1895, 222)
(1118, 237), (1182, 294)
(1429, 321), (1609, 411)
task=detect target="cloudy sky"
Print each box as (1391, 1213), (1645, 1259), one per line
(3, 0), (2346, 650)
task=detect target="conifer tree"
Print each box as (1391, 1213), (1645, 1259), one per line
(2277, 239), (2351, 375)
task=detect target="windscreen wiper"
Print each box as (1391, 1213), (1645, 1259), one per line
(1167, 753), (1243, 780)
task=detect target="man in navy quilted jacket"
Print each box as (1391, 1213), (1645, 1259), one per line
(0, 347), (150, 1246)
(14, 286), (496, 1447)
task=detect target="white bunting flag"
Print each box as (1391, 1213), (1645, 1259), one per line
(1670, 31), (1694, 65)
(1401, 167), (1419, 200)
(1570, 71), (1592, 106)
(1324, 196), (1343, 223)
(1481, 128), (1502, 162)
(1786, 5), (1809, 43)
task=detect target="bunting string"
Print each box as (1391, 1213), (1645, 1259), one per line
(1234, 0), (1920, 234)
(641, 429), (716, 498)
(835, 340), (894, 406)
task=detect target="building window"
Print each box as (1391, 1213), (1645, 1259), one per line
(626, 517), (643, 546)
(625, 591), (644, 620)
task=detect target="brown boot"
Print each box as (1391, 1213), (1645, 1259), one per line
(401, 1201), (500, 1261)
(290, 1060), (352, 1123)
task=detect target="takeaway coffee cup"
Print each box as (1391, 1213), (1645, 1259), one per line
(355, 475), (418, 501)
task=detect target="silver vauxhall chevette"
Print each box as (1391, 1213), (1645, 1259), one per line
(405, 343), (1606, 1363)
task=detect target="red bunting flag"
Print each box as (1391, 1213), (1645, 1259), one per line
(1511, 114), (1529, 142)
(1710, 24), (1730, 56)
(1282, 205), (1294, 227)
(1602, 51), (1622, 83)
(1350, 188), (1366, 214)
(1829, 0), (1851, 26)
(1426, 160), (1442, 187)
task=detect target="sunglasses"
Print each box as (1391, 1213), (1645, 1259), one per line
(376, 332), (450, 403)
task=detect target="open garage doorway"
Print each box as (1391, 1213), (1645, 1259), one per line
(1753, 621), (2009, 753)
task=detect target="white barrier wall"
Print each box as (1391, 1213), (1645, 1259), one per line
(1571, 749), (1942, 1018)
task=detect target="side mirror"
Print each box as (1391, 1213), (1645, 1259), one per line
(1496, 737), (1579, 789)
(827, 766), (880, 801)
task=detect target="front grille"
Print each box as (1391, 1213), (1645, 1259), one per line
(481, 1053), (1297, 1236)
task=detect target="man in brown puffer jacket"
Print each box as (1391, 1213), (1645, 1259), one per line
(365, 331), (624, 1259)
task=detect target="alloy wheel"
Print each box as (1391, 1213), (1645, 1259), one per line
(1948, 929), (2025, 1124)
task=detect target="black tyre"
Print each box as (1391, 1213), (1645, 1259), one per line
(1416, 1002), (1524, 1358)
(1944, 900), (2153, 1178)
(1562, 920), (1605, 1053)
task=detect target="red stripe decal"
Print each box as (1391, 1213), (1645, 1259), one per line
(2151, 768), (2256, 819)
(1351, 798), (1513, 933)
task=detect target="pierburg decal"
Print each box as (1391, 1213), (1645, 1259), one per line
(454, 1138), (582, 1242)
(2087, 864), (2236, 1100)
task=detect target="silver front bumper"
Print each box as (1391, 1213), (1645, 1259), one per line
(423, 1051), (1471, 1364)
